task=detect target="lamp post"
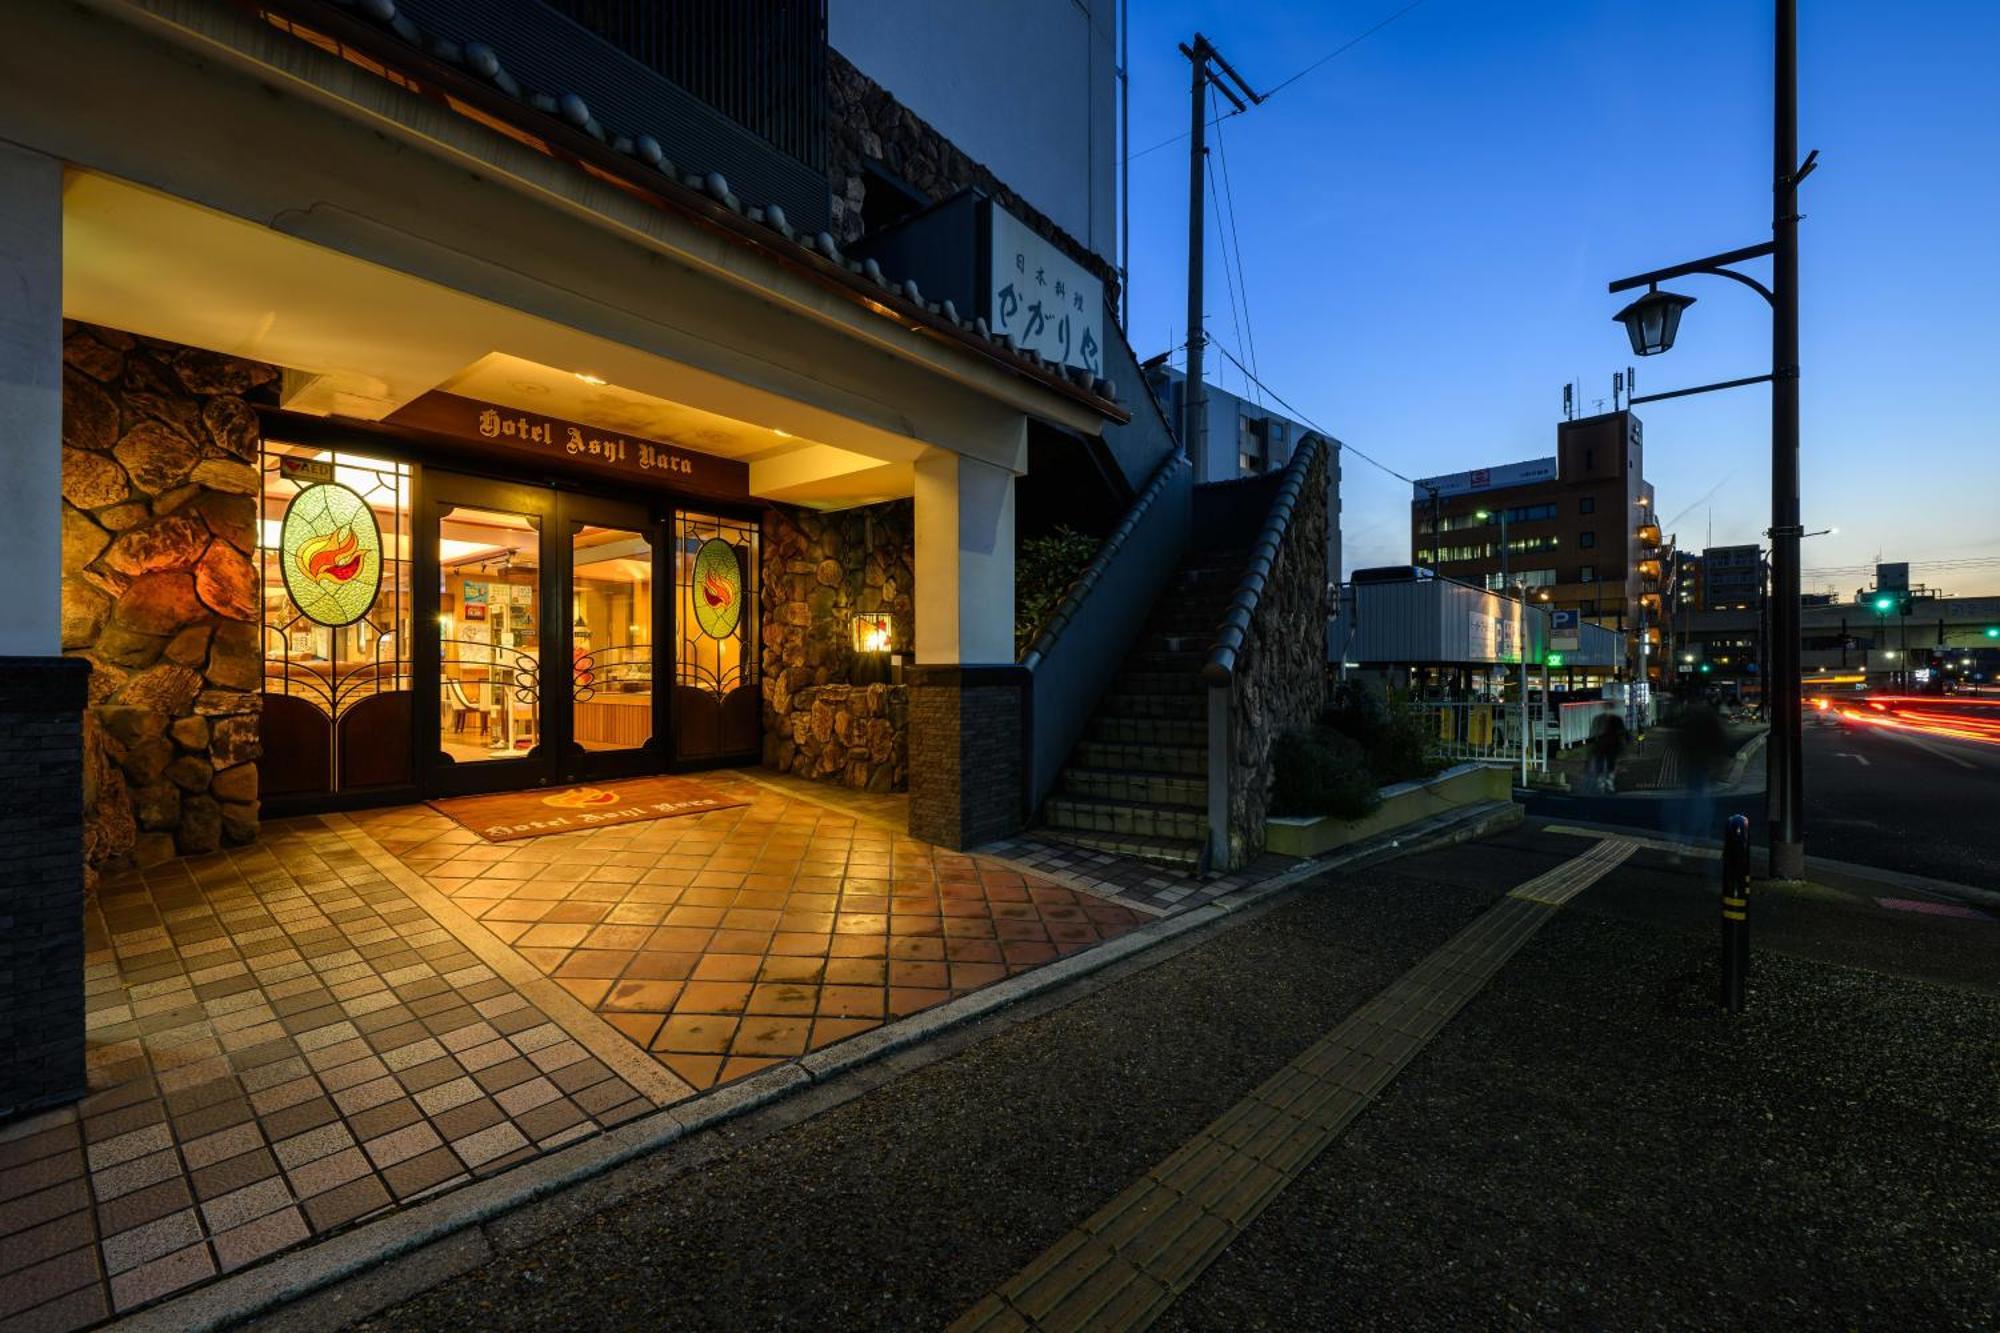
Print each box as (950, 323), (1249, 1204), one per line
(1604, 0), (1815, 879)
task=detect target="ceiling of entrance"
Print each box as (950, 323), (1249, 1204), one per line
(60, 171), (917, 508)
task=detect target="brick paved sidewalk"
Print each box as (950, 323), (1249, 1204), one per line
(0, 770), (1156, 1330)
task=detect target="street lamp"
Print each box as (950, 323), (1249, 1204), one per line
(1613, 286), (1699, 357)
(1603, 0), (1816, 879)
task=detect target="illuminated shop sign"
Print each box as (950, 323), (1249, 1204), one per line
(280, 482), (383, 627)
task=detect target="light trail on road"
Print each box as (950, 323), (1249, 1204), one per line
(1825, 696), (2000, 747)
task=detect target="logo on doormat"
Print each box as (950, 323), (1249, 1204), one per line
(542, 786), (621, 809)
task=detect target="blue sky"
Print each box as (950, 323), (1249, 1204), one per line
(1122, 1), (2000, 596)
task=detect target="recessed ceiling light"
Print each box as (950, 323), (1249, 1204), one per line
(575, 372), (608, 386)
(772, 427), (793, 438)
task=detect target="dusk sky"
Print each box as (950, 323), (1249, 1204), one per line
(1122, 0), (2000, 597)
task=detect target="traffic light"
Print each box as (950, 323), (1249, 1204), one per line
(1898, 593), (1915, 617)
(1986, 626), (2000, 639)
(1698, 662), (1713, 674)
(1872, 594), (1895, 612)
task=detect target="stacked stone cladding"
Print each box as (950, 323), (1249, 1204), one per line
(1223, 446), (1331, 865)
(907, 669), (1025, 850)
(825, 49), (1118, 309)
(759, 498), (914, 791)
(59, 322), (272, 879)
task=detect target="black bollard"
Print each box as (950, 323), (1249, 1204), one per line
(1720, 814), (1751, 1013)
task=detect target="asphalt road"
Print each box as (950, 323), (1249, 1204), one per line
(352, 823), (1997, 1332)
(1801, 708), (2000, 886)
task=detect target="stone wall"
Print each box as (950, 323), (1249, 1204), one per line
(907, 665), (1026, 850)
(760, 499), (914, 790)
(826, 49), (1118, 308)
(60, 322), (273, 878)
(1223, 444), (1331, 865)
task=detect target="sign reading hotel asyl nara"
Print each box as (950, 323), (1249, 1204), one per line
(385, 392), (748, 500)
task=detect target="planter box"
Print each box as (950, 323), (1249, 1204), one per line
(1265, 763), (1514, 857)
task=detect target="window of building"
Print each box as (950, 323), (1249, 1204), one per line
(1579, 531), (1597, 549)
(1239, 452), (1266, 475)
(1578, 564), (1595, 582)
(1579, 496), (1595, 515)
(1485, 568), (1556, 590)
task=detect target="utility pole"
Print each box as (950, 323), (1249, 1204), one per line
(1768, 0), (1806, 878)
(1179, 34), (1261, 484)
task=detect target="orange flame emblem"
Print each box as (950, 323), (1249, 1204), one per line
(297, 527), (364, 585)
(701, 570), (735, 610)
(542, 786), (621, 810)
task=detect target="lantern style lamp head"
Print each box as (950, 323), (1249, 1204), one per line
(1613, 284), (1697, 357)
(851, 614), (893, 654)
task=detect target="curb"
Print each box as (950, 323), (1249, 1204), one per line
(111, 802), (1522, 1331)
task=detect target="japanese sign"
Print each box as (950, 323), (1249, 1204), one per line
(988, 202), (1104, 377)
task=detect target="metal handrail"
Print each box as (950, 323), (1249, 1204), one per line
(1020, 449), (1191, 669)
(1201, 433), (1326, 687)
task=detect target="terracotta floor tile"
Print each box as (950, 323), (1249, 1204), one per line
(653, 1053), (720, 1089)
(816, 986), (884, 1019)
(757, 956), (825, 983)
(769, 932), (832, 957)
(602, 1013), (666, 1049)
(621, 952), (698, 981)
(602, 980), (684, 1012)
(681, 887), (737, 908)
(887, 961), (948, 989)
(552, 951), (630, 980)
(581, 925), (653, 951)
(716, 1056), (782, 1084)
(828, 935), (887, 959)
(887, 987), (951, 1018)
(776, 912), (835, 934)
(664, 906), (725, 929)
(941, 917), (996, 940)
(993, 919), (1049, 942)
(651, 1014), (737, 1055)
(887, 937), (945, 962)
(644, 926), (715, 953)
(555, 979), (613, 1008)
(707, 929), (774, 956)
(949, 962), (1008, 991)
(514, 947), (570, 972)
(540, 904), (609, 926)
(823, 958), (886, 987)
(1000, 941), (1058, 967)
(690, 954), (761, 983)
(517, 924), (591, 949)
(745, 983), (818, 1016)
(888, 916), (943, 938)
(674, 982), (752, 1014)
(729, 1017), (809, 1058)
(720, 908), (781, 932)
(945, 939), (1004, 964)
(807, 1017), (879, 1048)
(832, 913), (887, 936)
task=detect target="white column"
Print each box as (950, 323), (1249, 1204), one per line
(0, 144), (62, 657)
(914, 449), (1018, 665)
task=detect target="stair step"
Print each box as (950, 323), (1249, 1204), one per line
(1061, 767), (1206, 809)
(1044, 796), (1206, 843)
(1088, 716), (1206, 748)
(1039, 827), (1203, 868)
(1099, 692), (1204, 722)
(1072, 740), (1206, 776)
(1114, 671), (1203, 697)
(1142, 633), (1210, 655)
(1122, 649), (1206, 675)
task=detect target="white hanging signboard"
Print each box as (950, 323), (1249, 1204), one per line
(987, 202), (1104, 378)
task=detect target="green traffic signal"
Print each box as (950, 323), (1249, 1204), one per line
(1698, 662), (1712, 673)
(1872, 595), (1894, 612)
(1987, 626), (2000, 639)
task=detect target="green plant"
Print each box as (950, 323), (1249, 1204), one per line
(1270, 729), (1382, 820)
(1015, 526), (1102, 655)
(1314, 682), (1440, 787)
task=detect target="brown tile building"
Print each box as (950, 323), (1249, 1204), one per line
(1412, 410), (1665, 679)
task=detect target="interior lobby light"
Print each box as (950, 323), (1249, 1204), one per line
(574, 371), (608, 386)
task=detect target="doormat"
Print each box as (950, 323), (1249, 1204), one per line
(426, 775), (751, 843)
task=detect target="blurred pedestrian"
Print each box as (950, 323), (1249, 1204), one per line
(1668, 697), (1729, 858)
(1587, 711), (1627, 794)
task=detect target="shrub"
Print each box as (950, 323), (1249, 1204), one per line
(1317, 681), (1439, 786)
(1015, 526), (1102, 655)
(1270, 729), (1382, 820)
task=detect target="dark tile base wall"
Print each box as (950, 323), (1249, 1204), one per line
(907, 667), (1026, 850)
(0, 656), (91, 1118)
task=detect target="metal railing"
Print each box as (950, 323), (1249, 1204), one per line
(1410, 700), (1549, 772)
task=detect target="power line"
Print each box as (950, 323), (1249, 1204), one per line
(1211, 89), (1263, 406)
(1205, 89), (1250, 403)
(1125, 0), (1432, 164)
(1207, 340), (1418, 489)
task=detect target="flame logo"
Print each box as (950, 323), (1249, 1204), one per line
(701, 570), (735, 609)
(542, 786), (621, 809)
(297, 527), (364, 585)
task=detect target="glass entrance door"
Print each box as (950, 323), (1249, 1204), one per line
(561, 494), (663, 781)
(421, 474), (557, 795)
(419, 475), (666, 796)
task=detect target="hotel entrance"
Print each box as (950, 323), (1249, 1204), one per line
(258, 431), (760, 813)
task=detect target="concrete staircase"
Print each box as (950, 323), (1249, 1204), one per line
(1038, 549), (1245, 867)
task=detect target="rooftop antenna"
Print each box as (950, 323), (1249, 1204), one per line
(1613, 370), (1625, 411)
(1562, 383), (1573, 421)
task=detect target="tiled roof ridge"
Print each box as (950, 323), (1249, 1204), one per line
(275, 0), (1125, 413)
